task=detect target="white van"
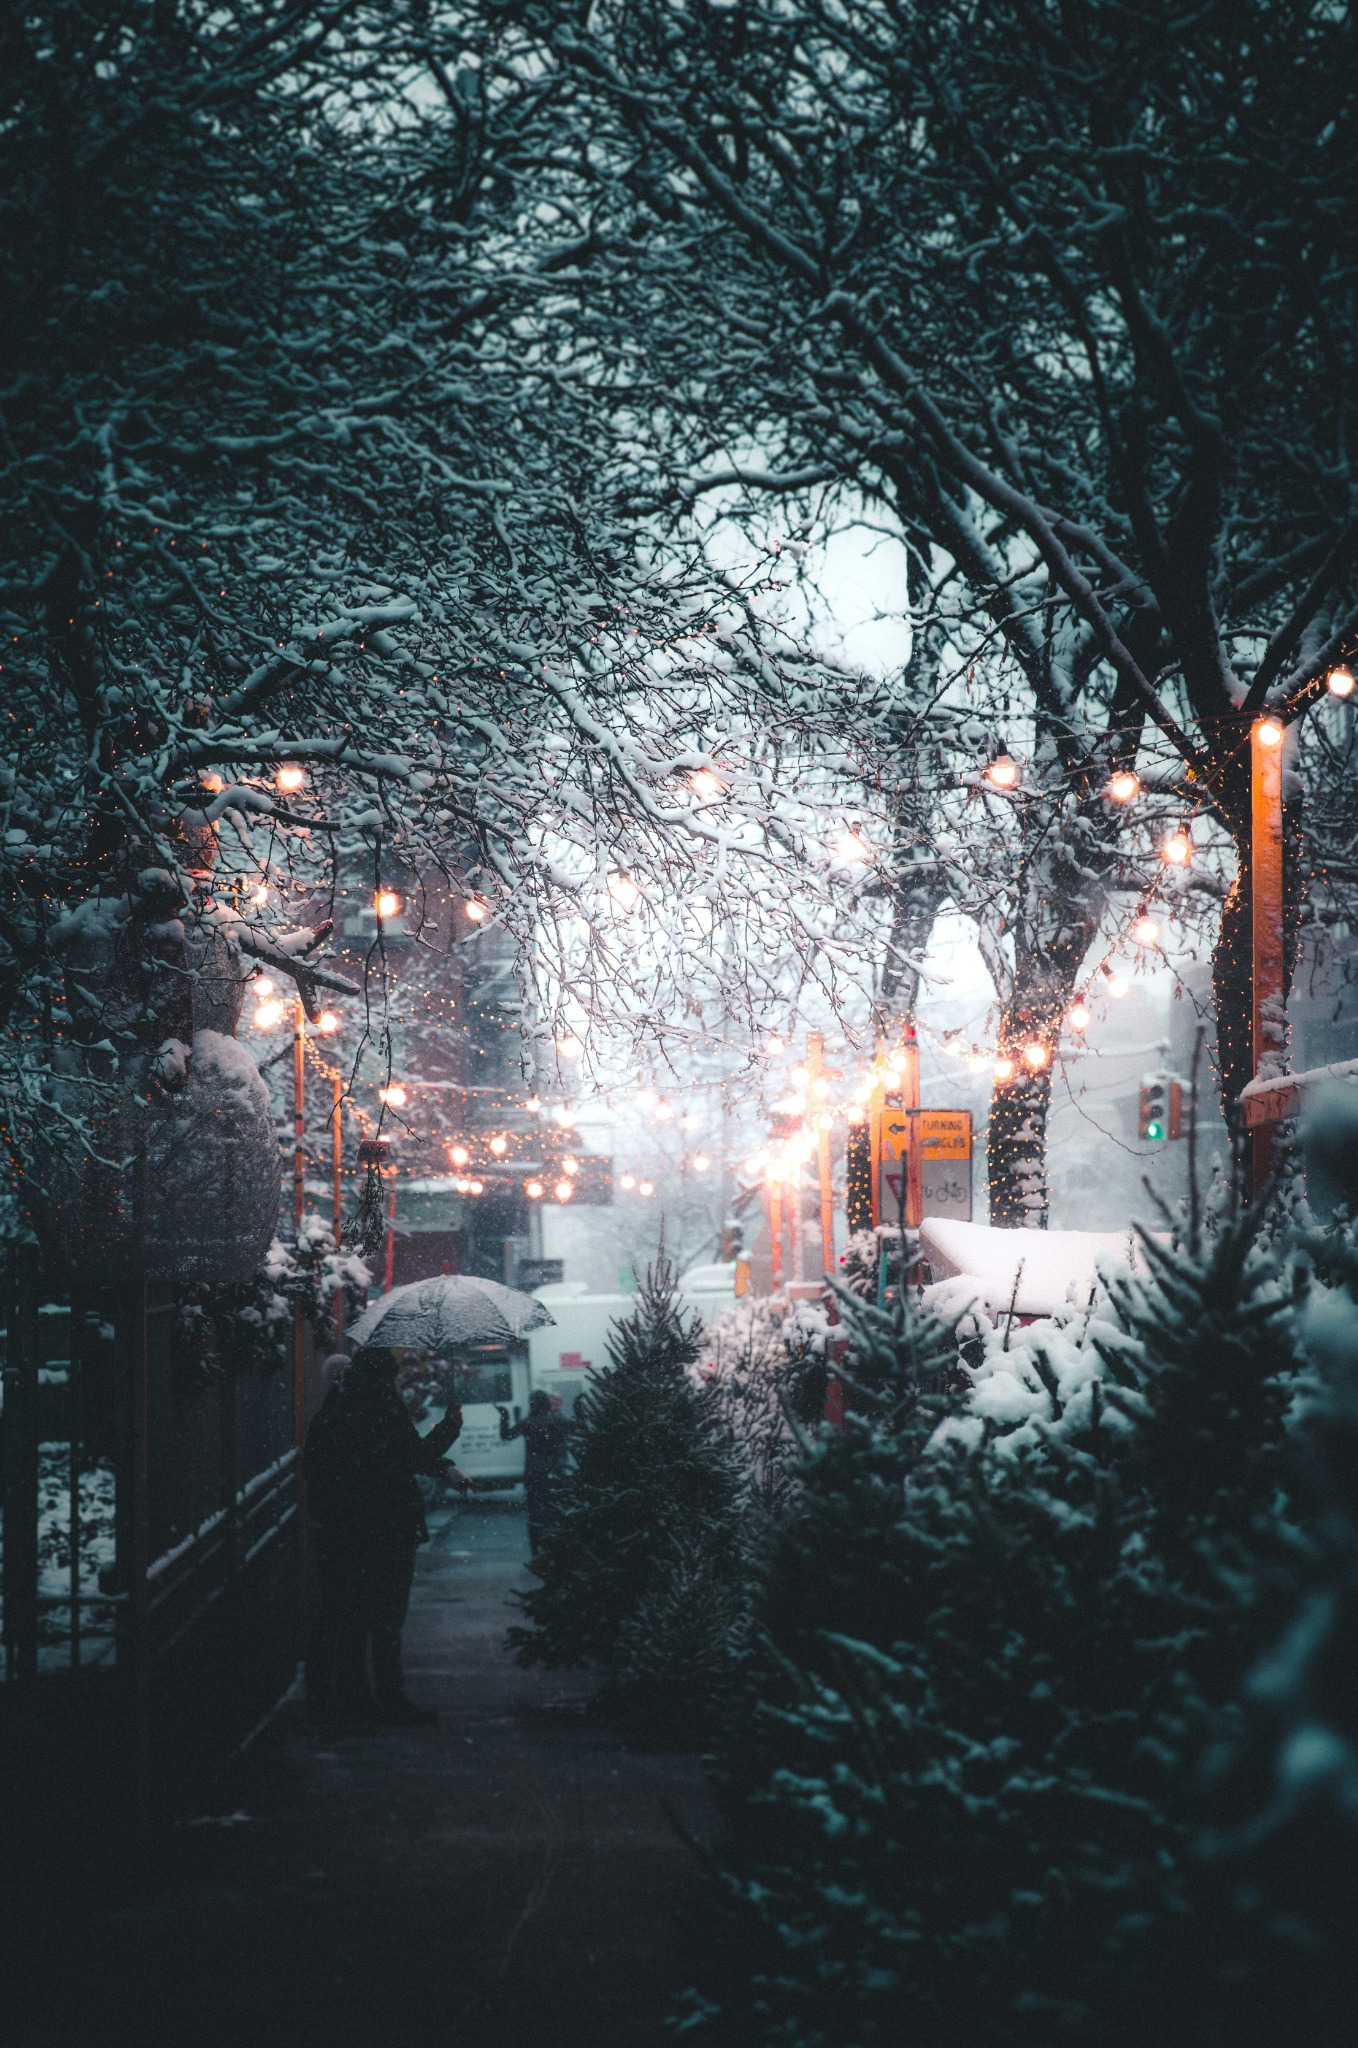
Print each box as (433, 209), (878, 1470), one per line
(525, 1265), (740, 1411)
(438, 1340), (532, 1487)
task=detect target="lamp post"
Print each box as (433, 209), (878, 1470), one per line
(1250, 719), (1287, 1196)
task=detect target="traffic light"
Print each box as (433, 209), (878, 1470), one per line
(1139, 1073), (1169, 1141)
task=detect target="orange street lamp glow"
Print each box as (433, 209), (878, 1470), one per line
(1162, 831), (1192, 865)
(994, 1055), (1016, 1082)
(1257, 717), (1285, 748)
(526, 1179), (544, 1199)
(985, 754), (1019, 790)
(1067, 1001), (1091, 1031)
(1106, 770), (1140, 802)
(1327, 666), (1356, 699)
(276, 764), (305, 793)
(374, 889), (401, 919)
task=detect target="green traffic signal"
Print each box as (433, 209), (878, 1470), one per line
(1146, 1120), (1164, 1141)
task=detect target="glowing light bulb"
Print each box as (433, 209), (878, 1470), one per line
(1132, 916), (1159, 944)
(253, 977), (274, 998)
(554, 1179), (573, 1202)
(489, 1135), (507, 1156)
(1066, 1002), (1091, 1032)
(380, 1083), (408, 1108)
(766, 1035), (785, 1056)
(557, 1035), (583, 1060)
(525, 1096), (541, 1112)
(563, 1157), (579, 1176)
(619, 1172), (637, 1191)
(1106, 975), (1130, 999)
(374, 889), (401, 918)
(1024, 1042), (1049, 1070)
(608, 872), (641, 912)
(833, 829), (870, 865)
(464, 898), (488, 922)
(985, 754), (1018, 790)
(1257, 717), (1285, 748)
(691, 770), (722, 800)
(201, 773), (224, 794)
(638, 1179), (655, 1197)
(1161, 831), (1192, 866)
(254, 1000), (283, 1029)
(451, 1145), (469, 1166)
(744, 1156), (763, 1174)
(1106, 770), (1140, 803)
(655, 1100), (674, 1121)
(469, 1179), (484, 1195)
(526, 1180), (544, 1199)
(693, 1154), (710, 1172)
(994, 1055), (1016, 1082)
(276, 764), (305, 793)
(250, 884), (269, 906)
(318, 1010), (339, 1034)
(1327, 666), (1356, 699)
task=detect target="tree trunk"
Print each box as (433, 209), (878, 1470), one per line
(986, 937), (1094, 1229)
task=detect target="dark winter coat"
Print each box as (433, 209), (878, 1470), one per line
(305, 1353), (462, 1551)
(499, 1402), (571, 1488)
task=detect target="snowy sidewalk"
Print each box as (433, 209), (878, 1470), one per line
(6, 1500), (717, 2048)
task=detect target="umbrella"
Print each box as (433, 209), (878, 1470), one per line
(347, 1273), (555, 1354)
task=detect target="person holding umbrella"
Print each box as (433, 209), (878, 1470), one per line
(305, 1345), (469, 1725)
(497, 1389), (572, 1556)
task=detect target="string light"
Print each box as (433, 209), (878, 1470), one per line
(276, 764), (305, 793)
(374, 889), (401, 918)
(1257, 717), (1285, 748)
(489, 1135), (507, 1155)
(1327, 666), (1356, 698)
(833, 829), (871, 864)
(1106, 770), (1140, 802)
(1161, 831), (1192, 865)
(608, 872), (642, 912)
(1066, 1001), (1091, 1031)
(450, 1145), (469, 1166)
(253, 977), (274, 998)
(379, 1083), (408, 1108)
(554, 1179), (573, 1202)
(317, 1010), (339, 1034)
(557, 1036), (583, 1060)
(250, 884), (269, 906)
(985, 753), (1018, 790)
(1132, 915), (1160, 944)
(691, 769), (722, 800)
(1106, 975), (1130, 999)
(619, 1172), (637, 1190)
(994, 1055), (1016, 1082)
(1023, 1042), (1049, 1070)
(464, 898), (488, 922)
(254, 999), (284, 1029)
(693, 1153), (711, 1172)
(526, 1180), (545, 1199)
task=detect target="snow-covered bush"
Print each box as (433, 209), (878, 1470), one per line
(677, 1188), (1311, 2046)
(172, 1222), (369, 1381)
(510, 1253), (751, 1741)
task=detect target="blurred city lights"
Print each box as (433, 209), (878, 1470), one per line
(619, 1173), (637, 1191)
(638, 1180), (655, 1197)
(451, 1145), (469, 1166)
(563, 1157), (579, 1176)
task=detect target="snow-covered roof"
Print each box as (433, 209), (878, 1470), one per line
(919, 1219), (1150, 1319)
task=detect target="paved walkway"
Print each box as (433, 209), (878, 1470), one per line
(13, 1501), (717, 2048)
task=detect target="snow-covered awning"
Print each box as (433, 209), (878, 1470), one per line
(919, 1219), (1151, 1319)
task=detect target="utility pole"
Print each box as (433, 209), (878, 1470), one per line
(1250, 720), (1286, 1198)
